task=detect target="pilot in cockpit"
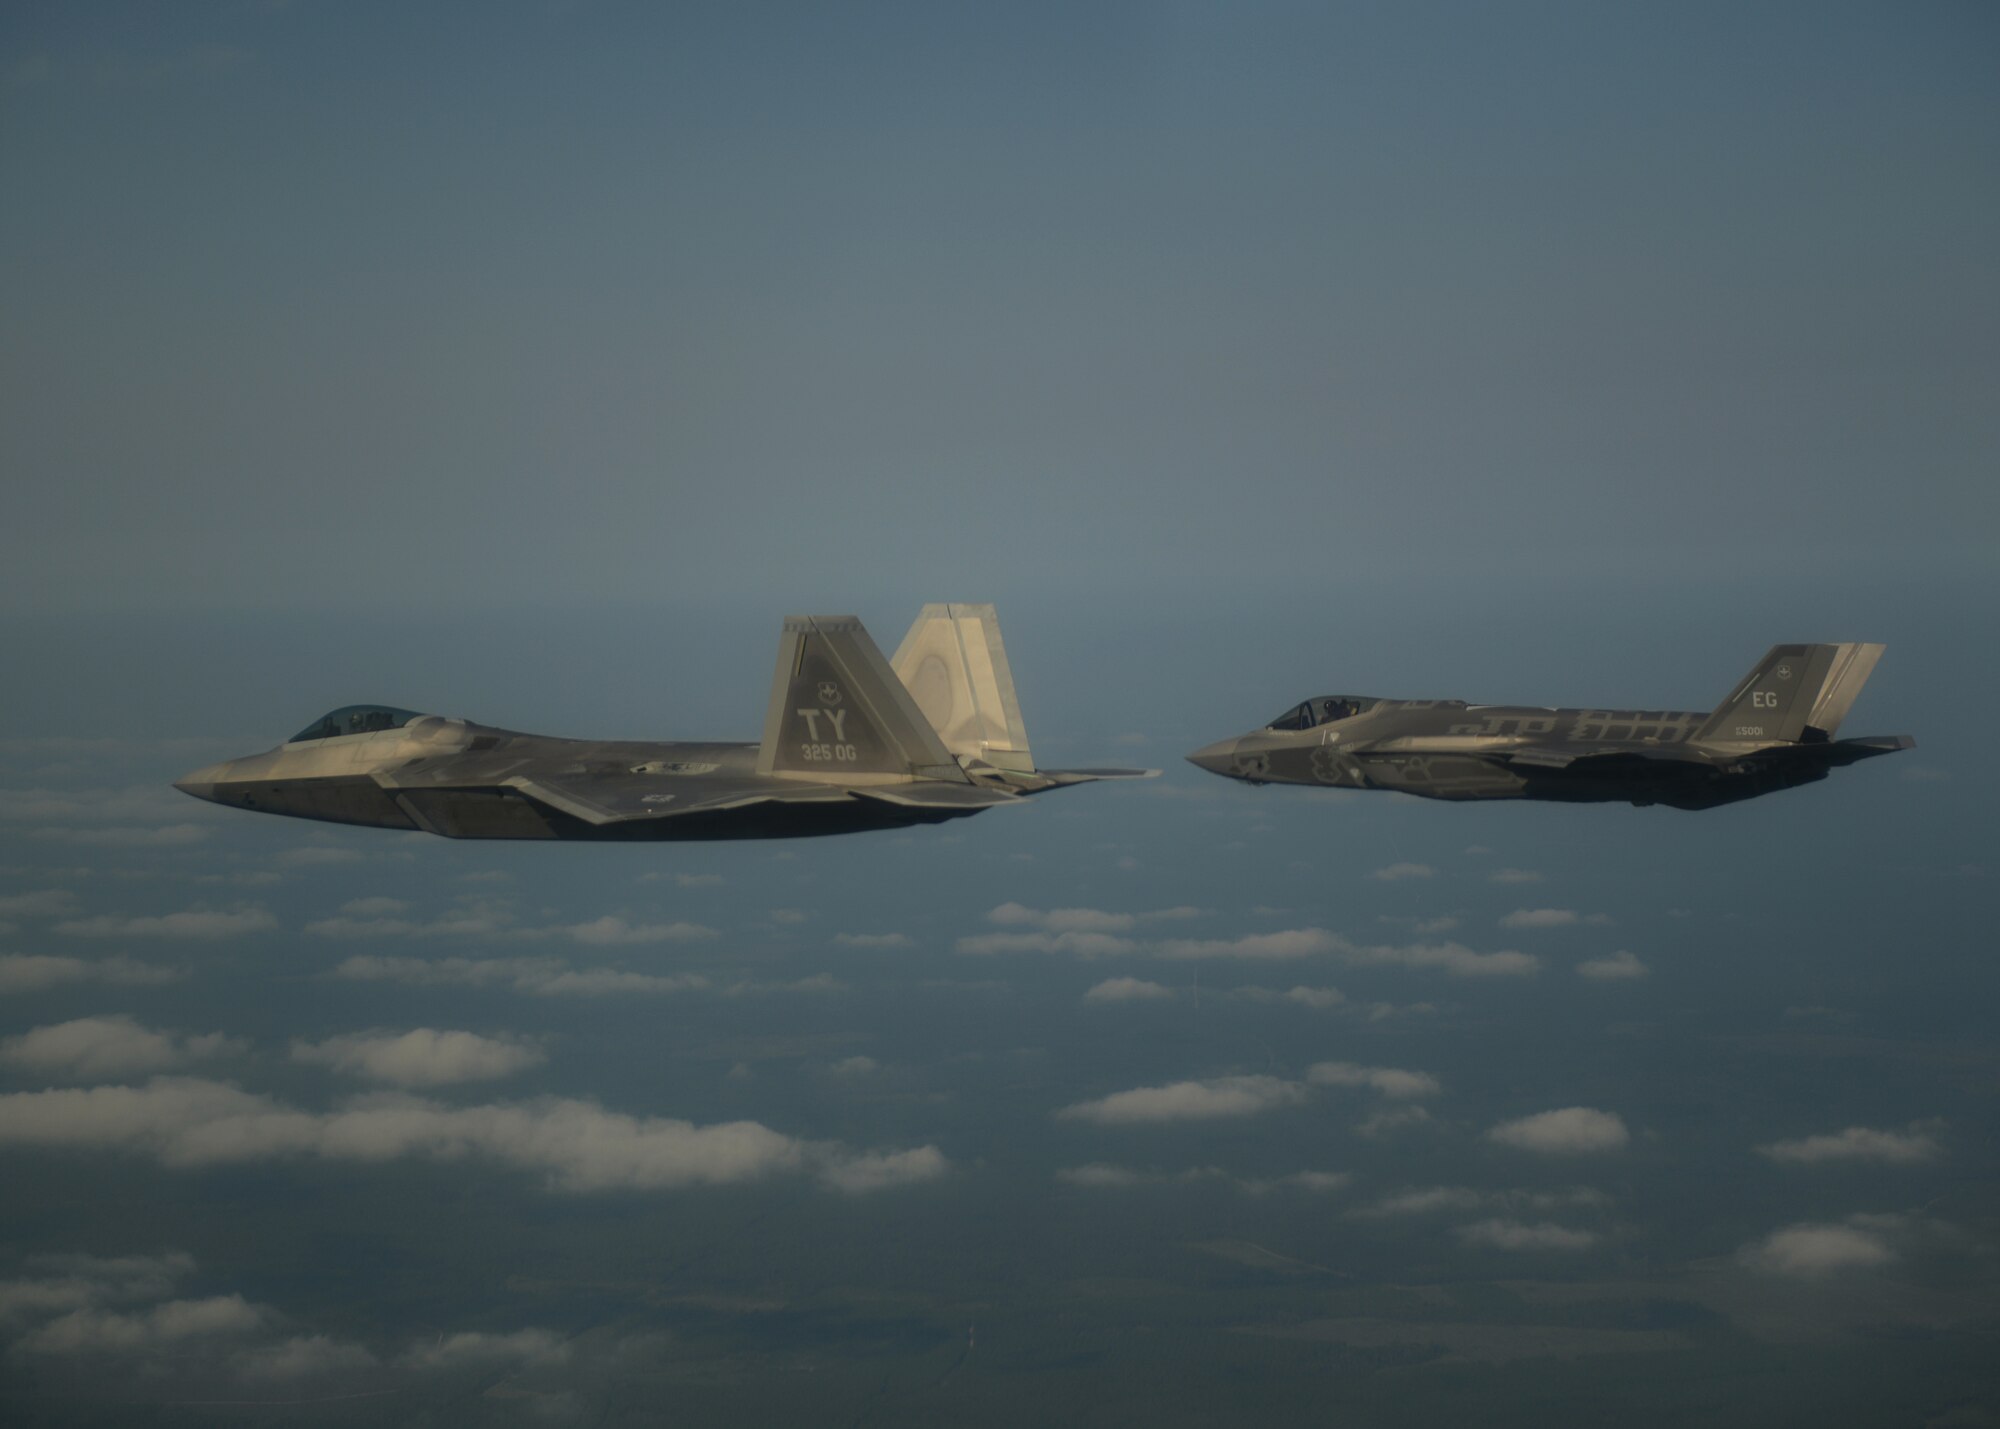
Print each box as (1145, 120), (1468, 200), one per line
(1266, 697), (1366, 732)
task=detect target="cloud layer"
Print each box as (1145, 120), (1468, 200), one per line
(0, 1077), (944, 1194)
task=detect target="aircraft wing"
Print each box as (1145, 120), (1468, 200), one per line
(372, 758), (854, 828)
(1039, 767), (1159, 780)
(501, 774), (855, 826)
(1488, 745), (1717, 773)
(1738, 734), (1915, 769)
(1491, 735), (1911, 776)
(374, 757), (1019, 828)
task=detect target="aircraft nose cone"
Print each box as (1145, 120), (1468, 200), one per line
(1185, 738), (1241, 776)
(173, 762), (230, 803)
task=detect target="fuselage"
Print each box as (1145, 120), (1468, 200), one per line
(174, 716), (971, 840)
(1186, 698), (1848, 809)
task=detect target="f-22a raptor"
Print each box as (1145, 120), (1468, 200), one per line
(175, 605), (1154, 840)
(1188, 644), (1912, 810)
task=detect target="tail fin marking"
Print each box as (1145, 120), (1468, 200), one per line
(1694, 643), (1886, 745)
(756, 616), (967, 781)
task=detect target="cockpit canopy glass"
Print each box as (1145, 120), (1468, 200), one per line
(1266, 697), (1375, 731)
(289, 705), (428, 743)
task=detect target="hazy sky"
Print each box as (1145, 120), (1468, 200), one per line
(3, 1), (1995, 615)
(1, 5), (1995, 1425)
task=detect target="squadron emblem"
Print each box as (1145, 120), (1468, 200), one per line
(818, 682), (843, 704)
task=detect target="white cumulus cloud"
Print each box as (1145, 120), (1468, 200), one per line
(55, 907), (276, 939)
(1305, 1061), (1441, 1099)
(335, 896), (407, 917)
(1486, 1107), (1629, 1153)
(0, 1252), (195, 1327)
(1338, 938), (1539, 977)
(0, 889), (79, 919)
(291, 1029), (546, 1087)
(1499, 908), (1580, 929)
(819, 1145), (950, 1193)
(956, 916), (1531, 977)
(564, 916), (717, 945)
(234, 1334), (379, 1380)
(331, 955), (708, 997)
(18, 1294), (267, 1355)
(1577, 950), (1648, 980)
(955, 929), (1139, 958)
(1366, 863), (1436, 881)
(990, 902), (1135, 932)
(1154, 929), (1343, 961)
(38, 824), (211, 848)
(1756, 1123), (1942, 1165)
(1083, 977), (1174, 1003)
(1740, 1221), (1898, 1276)
(833, 932), (913, 948)
(1056, 1075), (1309, 1125)
(1, 1015), (241, 1080)
(1355, 1185), (1608, 1218)
(1282, 985), (1345, 1009)
(0, 955), (182, 993)
(1054, 1164), (1348, 1195)
(1354, 1185), (1485, 1217)
(399, 1327), (571, 1370)
(1455, 1219), (1599, 1251)
(273, 846), (364, 867)
(0, 1077), (939, 1194)
(1355, 1105), (1433, 1137)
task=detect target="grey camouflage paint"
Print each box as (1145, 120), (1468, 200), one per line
(174, 608), (1154, 840)
(1187, 644), (1912, 811)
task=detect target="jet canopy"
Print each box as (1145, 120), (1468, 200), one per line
(1267, 697), (1377, 731)
(289, 705), (429, 743)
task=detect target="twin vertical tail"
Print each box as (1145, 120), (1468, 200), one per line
(758, 605), (1150, 788)
(890, 603), (1036, 773)
(1694, 643), (1887, 745)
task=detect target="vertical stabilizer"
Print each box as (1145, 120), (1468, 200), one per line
(1802, 643), (1885, 738)
(1694, 643), (1886, 745)
(757, 616), (968, 781)
(891, 603), (1036, 772)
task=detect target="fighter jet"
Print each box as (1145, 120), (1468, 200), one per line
(175, 605), (1154, 840)
(1187, 644), (1912, 810)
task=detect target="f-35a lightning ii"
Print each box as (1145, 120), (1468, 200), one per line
(175, 605), (1154, 840)
(1187, 644), (1912, 810)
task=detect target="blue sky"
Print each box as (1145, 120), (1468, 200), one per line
(0, 4), (1995, 1423)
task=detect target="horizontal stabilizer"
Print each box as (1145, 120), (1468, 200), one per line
(1743, 733), (1915, 770)
(850, 783), (1024, 811)
(1035, 767), (1161, 784)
